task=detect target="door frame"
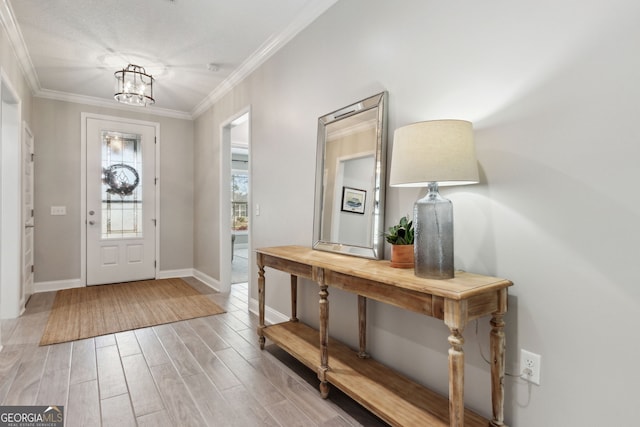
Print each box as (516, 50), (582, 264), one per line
(80, 113), (160, 286)
(21, 121), (34, 303)
(0, 68), (23, 320)
(219, 106), (251, 293)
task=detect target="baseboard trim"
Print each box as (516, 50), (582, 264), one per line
(249, 297), (289, 326)
(157, 268), (194, 279)
(192, 269), (222, 292)
(34, 278), (84, 293)
(34, 271), (213, 293)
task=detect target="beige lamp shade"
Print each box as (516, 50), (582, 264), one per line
(389, 119), (479, 187)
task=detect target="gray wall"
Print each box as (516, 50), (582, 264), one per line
(193, 108), (219, 280)
(32, 98), (194, 283)
(193, 0), (640, 425)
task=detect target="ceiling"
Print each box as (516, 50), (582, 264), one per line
(3, 0), (337, 119)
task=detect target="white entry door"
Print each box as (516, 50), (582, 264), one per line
(22, 123), (35, 304)
(86, 117), (156, 286)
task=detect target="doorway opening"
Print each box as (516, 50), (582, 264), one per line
(220, 110), (250, 292)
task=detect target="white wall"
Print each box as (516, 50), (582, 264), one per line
(194, 0), (640, 425)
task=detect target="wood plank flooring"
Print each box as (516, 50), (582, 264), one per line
(0, 278), (387, 427)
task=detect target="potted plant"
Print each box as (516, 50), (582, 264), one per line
(384, 215), (415, 268)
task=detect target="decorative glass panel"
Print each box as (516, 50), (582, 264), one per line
(101, 131), (143, 239)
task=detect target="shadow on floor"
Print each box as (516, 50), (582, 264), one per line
(266, 345), (390, 427)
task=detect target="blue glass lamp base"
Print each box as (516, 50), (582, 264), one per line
(414, 182), (454, 279)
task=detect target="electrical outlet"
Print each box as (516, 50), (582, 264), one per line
(520, 349), (541, 385)
(50, 206), (66, 216)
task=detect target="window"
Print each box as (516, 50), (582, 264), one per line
(101, 131), (143, 239)
(231, 172), (248, 231)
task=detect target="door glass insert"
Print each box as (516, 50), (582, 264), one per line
(101, 131), (143, 239)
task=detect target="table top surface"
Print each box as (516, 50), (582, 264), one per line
(257, 245), (512, 300)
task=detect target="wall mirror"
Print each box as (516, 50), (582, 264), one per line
(313, 92), (387, 259)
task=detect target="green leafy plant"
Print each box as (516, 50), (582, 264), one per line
(384, 215), (414, 245)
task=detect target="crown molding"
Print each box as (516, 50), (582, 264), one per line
(1, 0), (339, 120)
(191, 0), (339, 118)
(327, 120), (377, 141)
(0, 0), (191, 120)
(36, 88), (193, 120)
(0, 0), (40, 93)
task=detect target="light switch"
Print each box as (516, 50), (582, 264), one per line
(51, 206), (66, 215)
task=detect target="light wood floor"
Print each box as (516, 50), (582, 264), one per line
(0, 278), (387, 427)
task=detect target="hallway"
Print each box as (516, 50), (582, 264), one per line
(0, 279), (386, 426)
(231, 247), (248, 285)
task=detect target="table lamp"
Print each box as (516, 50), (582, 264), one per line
(389, 120), (479, 279)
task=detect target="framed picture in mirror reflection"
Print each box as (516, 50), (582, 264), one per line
(341, 187), (366, 214)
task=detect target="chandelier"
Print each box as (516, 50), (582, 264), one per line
(114, 64), (155, 106)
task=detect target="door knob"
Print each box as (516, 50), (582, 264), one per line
(89, 210), (95, 215)
(88, 220), (95, 225)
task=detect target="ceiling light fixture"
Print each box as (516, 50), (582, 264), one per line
(114, 64), (155, 106)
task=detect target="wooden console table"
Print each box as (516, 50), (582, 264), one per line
(256, 245), (512, 427)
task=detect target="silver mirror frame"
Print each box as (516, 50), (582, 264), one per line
(312, 92), (388, 259)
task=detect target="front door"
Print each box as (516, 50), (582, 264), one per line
(86, 117), (156, 286)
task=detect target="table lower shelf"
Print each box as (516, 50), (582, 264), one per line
(261, 321), (490, 427)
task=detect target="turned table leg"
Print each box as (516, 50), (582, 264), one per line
(445, 299), (468, 427)
(318, 280), (330, 398)
(358, 295), (369, 358)
(490, 288), (508, 427)
(290, 275), (298, 322)
(448, 328), (465, 427)
(257, 255), (266, 350)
